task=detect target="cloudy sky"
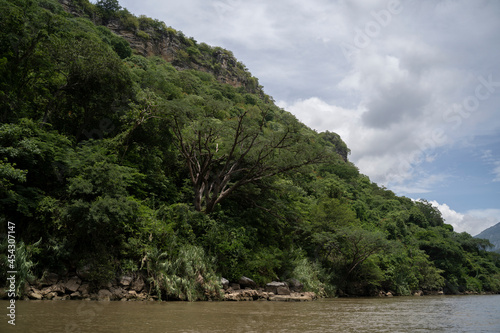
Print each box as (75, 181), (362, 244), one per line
(116, 0), (500, 235)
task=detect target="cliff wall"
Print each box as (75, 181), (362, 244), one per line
(59, 0), (262, 93)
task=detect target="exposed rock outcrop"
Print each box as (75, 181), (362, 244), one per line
(58, 0), (262, 93)
(23, 273), (152, 301)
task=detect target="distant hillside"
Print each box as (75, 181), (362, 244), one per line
(475, 222), (500, 252)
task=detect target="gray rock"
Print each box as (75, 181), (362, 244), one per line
(131, 277), (145, 292)
(78, 283), (90, 296)
(230, 283), (241, 291)
(126, 290), (138, 299)
(70, 291), (82, 299)
(238, 276), (257, 289)
(28, 289), (43, 300)
(221, 278), (230, 290)
(97, 289), (112, 301)
(277, 286), (291, 295)
(45, 292), (57, 300)
(110, 286), (127, 300)
(51, 283), (66, 295)
(287, 279), (304, 292)
(265, 281), (287, 294)
(65, 276), (82, 293)
(40, 286), (53, 296)
(119, 275), (134, 287)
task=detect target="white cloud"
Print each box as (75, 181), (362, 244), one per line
(117, 0), (500, 215)
(428, 200), (500, 236)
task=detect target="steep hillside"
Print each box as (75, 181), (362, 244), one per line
(476, 223), (500, 253)
(1, 0), (500, 300)
(59, 0), (263, 93)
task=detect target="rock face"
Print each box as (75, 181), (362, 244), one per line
(238, 276), (257, 289)
(59, 0), (261, 93)
(265, 281), (290, 295)
(223, 289), (316, 302)
(287, 279), (304, 293)
(21, 272), (316, 303)
(64, 276), (82, 293)
(223, 279), (316, 302)
(24, 273), (152, 301)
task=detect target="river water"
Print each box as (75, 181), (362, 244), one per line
(1, 295), (500, 332)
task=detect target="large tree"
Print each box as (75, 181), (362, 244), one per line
(167, 96), (325, 213)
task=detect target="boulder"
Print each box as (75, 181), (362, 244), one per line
(51, 283), (66, 295)
(230, 283), (240, 291)
(119, 275), (133, 287)
(131, 277), (145, 292)
(70, 291), (82, 299)
(127, 290), (138, 300)
(110, 286), (127, 300)
(78, 283), (90, 297)
(265, 281), (287, 294)
(65, 276), (82, 293)
(221, 278), (230, 290)
(238, 276), (257, 289)
(97, 289), (112, 301)
(287, 279), (304, 292)
(269, 292), (316, 302)
(277, 286), (291, 295)
(45, 292), (57, 300)
(28, 289), (43, 300)
(40, 286), (53, 296)
(136, 292), (148, 301)
(29, 289), (43, 300)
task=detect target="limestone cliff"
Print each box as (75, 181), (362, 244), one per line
(59, 0), (263, 94)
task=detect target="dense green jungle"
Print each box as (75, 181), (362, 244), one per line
(1, 0), (500, 301)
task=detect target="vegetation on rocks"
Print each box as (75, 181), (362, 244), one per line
(1, 0), (500, 300)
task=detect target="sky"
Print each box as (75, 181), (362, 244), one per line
(115, 0), (500, 236)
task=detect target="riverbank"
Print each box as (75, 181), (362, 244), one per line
(1, 273), (318, 302)
(3, 272), (496, 302)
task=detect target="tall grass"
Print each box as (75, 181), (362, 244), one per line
(0, 238), (39, 297)
(145, 244), (222, 301)
(291, 257), (335, 297)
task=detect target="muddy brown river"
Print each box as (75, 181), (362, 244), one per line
(1, 295), (500, 332)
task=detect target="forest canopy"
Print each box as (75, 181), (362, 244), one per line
(1, 0), (499, 300)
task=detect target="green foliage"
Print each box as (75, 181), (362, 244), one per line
(291, 257), (335, 297)
(0, 237), (40, 297)
(0, 0), (499, 299)
(145, 245), (222, 301)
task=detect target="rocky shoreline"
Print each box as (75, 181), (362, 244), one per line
(3, 273), (494, 302)
(1, 273), (318, 302)
(222, 278), (317, 302)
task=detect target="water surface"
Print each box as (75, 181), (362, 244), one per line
(1, 295), (499, 332)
